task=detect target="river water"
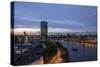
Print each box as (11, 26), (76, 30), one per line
(59, 40), (97, 62)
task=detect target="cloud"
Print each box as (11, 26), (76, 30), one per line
(16, 16), (41, 22)
(15, 24), (39, 28)
(15, 16), (96, 32)
(49, 20), (85, 28)
(13, 27), (86, 35)
(15, 25), (24, 27)
(14, 28), (40, 32)
(16, 16), (85, 28)
(48, 27), (85, 33)
(89, 12), (97, 17)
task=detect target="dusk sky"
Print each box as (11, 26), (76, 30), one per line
(13, 1), (97, 35)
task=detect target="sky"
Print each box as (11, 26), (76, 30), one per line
(12, 1), (97, 35)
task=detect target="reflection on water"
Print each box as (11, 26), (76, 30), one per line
(59, 40), (97, 62)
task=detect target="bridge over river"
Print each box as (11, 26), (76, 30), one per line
(58, 40), (97, 62)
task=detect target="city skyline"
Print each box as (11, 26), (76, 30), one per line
(13, 1), (97, 35)
(11, 2), (97, 65)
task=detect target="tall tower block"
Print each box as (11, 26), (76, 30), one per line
(41, 21), (48, 43)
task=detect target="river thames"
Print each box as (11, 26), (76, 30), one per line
(59, 40), (97, 62)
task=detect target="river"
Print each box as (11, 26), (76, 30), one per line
(59, 40), (97, 62)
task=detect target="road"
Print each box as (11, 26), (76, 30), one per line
(32, 57), (43, 64)
(47, 48), (63, 63)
